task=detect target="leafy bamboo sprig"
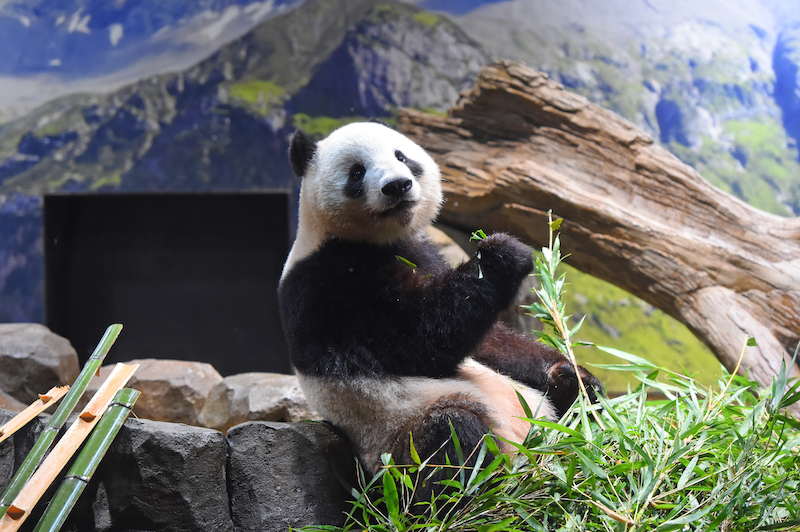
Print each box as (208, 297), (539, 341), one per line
(522, 212), (605, 429)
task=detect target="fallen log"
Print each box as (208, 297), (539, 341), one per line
(398, 60), (800, 387)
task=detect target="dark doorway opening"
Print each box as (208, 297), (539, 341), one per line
(44, 193), (291, 376)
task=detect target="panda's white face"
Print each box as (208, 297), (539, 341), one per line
(307, 122), (442, 242)
(284, 122), (443, 275)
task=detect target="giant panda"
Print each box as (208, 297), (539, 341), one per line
(278, 121), (602, 481)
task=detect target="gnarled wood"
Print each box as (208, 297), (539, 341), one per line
(398, 60), (800, 386)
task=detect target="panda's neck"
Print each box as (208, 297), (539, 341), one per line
(281, 222), (430, 283)
(281, 186), (434, 281)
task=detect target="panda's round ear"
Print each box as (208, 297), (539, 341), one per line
(289, 129), (317, 178)
(368, 118), (393, 129)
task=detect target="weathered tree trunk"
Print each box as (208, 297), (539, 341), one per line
(398, 61), (800, 387)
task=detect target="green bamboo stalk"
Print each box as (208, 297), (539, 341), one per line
(32, 388), (139, 532)
(0, 324), (123, 517)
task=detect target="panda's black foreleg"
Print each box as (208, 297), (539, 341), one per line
(392, 396), (493, 508)
(472, 324), (604, 417)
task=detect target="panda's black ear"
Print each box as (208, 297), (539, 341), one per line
(368, 118), (393, 129)
(289, 129), (317, 178)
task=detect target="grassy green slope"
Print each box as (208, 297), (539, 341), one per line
(557, 263), (720, 394)
(669, 116), (800, 216)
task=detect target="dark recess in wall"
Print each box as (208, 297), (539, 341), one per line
(43, 192), (292, 376)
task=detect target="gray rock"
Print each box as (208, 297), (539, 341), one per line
(227, 421), (356, 532)
(291, 3), (490, 116)
(0, 323), (79, 403)
(0, 389), (27, 412)
(85, 418), (233, 532)
(0, 409), (19, 493)
(80, 359), (223, 426)
(198, 372), (322, 433)
(0, 408), (49, 495)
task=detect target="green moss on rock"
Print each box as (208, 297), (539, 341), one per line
(229, 80), (285, 115)
(292, 114), (365, 138)
(413, 12), (440, 27)
(670, 115), (800, 216)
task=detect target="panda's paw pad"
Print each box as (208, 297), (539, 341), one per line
(477, 233), (534, 275)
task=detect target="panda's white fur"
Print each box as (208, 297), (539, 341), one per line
(280, 122), (561, 474)
(299, 361), (554, 470)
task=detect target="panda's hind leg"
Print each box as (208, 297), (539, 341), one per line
(473, 324), (604, 417)
(392, 394), (492, 506)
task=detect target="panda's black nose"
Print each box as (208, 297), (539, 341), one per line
(382, 178), (413, 198)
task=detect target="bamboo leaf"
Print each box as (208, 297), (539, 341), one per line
(449, 421), (465, 466)
(568, 314), (586, 340)
(381, 471), (400, 526)
(395, 255), (418, 270)
(571, 445), (606, 479)
(677, 454), (700, 490)
(408, 432), (421, 466)
(465, 443), (489, 493)
(521, 419), (585, 440)
(550, 235), (561, 271)
(469, 229), (488, 242)
(595, 345), (658, 368)
(478, 517), (517, 532)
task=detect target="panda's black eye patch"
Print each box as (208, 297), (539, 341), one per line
(349, 163), (366, 181)
(345, 163), (366, 199)
(396, 150), (423, 177)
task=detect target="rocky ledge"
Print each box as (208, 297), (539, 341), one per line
(0, 323), (350, 531)
(0, 410), (355, 532)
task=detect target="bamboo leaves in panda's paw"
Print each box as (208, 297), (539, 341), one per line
(469, 229), (487, 279)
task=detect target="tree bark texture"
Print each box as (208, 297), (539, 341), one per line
(397, 61), (800, 387)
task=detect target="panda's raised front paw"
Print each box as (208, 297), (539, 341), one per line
(476, 233), (534, 278)
(546, 360), (604, 417)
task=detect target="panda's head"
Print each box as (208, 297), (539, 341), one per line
(289, 121), (443, 246)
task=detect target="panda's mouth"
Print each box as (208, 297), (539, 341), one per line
(379, 200), (415, 218)
(378, 200), (417, 225)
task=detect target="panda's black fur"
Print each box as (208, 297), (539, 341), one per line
(278, 122), (602, 488)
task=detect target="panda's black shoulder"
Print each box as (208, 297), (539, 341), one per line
(282, 234), (448, 287)
(283, 238), (395, 285)
(395, 234), (452, 275)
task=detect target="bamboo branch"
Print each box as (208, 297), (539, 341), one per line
(0, 363), (138, 531)
(32, 388), (140, 532)
(0, 324), (123, 518)
(0, 387), (69, 444)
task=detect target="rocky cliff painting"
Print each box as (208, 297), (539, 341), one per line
(0, 0), (798, 390)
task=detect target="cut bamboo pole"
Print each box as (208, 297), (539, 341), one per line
(32, 388), (140, 532)
(0, 386), (69, 444)
(0, 324), (123, 518)
(0, 362), (138, 532)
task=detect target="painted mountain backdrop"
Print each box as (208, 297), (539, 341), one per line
(1, 0), (798, 388)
